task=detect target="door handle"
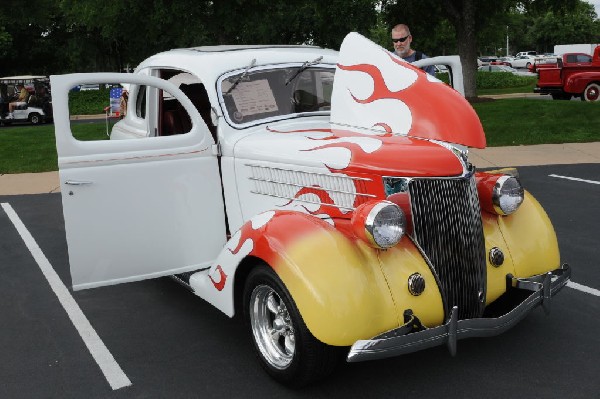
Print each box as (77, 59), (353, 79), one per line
(65, 180), (93, 186)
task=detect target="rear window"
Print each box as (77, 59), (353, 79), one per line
(566, 54), (592, 63)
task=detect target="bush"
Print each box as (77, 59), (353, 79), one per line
(436, 71), (537, 90)
(476, 72), (537, 89)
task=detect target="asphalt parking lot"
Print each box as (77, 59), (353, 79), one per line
(1, 163), (599, 398)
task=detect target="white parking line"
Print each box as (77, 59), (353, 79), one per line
(549, 174), (600, 185)
(567, 281), (600, 297)
(1, 203), (131, 390)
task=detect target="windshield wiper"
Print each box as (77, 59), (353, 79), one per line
(225, 58), (257, 95)
(285, 56), (323, 85)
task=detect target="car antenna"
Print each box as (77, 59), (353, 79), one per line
(285, 56), (323, 85)
(225, 58), (257, 95)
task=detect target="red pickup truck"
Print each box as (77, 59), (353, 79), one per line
(533, 46), (600, 101)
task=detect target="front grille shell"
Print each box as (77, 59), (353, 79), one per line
(408, 176), (487, 320)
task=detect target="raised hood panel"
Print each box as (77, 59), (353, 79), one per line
(330, 32), (486, 149)
(235, 123), (464, 178)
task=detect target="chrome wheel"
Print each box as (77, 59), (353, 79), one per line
(249, 284), (295, 370)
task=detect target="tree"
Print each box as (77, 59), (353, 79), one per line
(528, 2), (599, 51)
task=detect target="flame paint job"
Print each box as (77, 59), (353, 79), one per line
(331, 32), (486, 149)
(263, 127), (465, 177)
(190, 209), (445, 345)
(209, 265), (227, 291)
(57, 33), (564, 350)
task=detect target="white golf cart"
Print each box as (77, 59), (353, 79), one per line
(0, 75), (52, 125)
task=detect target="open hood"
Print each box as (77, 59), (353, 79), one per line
(330, 33), (486, 149)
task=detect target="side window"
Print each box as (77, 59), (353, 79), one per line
(135, 85), (147, 118)
(566, 55), (577, 63)
(158, 70), (215, 138)
(66, 79), (191, 141)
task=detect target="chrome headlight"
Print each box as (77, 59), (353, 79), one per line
(493, 176), (524, 215)
(352, 201), (406, 249)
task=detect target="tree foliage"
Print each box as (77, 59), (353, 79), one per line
(0, 0), (598, 98)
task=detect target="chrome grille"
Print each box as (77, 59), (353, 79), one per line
(409, 176), (486, 319)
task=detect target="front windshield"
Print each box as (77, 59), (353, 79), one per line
(220, 66), (334, 125)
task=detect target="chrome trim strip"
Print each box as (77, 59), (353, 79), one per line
(347, 264), (571, 363)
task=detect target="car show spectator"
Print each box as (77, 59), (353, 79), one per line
(120, 89), (128, 119)
(391, 24), (436, 76)
(7, 84), (29, 118)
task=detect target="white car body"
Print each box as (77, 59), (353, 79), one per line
(52, 37), (466, 296)
(515, 51), (537, 57)
(478, 65), (536, 77)
(511, 55), (537, 69)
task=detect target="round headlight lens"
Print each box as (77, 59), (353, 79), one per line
(362, 202), (406, 249)
(493, 176), (524, 215)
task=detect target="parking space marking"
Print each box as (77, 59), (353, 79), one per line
(1, 203), (131, 390)
(567, 281), (600, 297)
(549, 174), (600, 185)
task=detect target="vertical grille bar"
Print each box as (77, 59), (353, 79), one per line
(409, 176), (486, 319)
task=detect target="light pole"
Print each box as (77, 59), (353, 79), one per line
(506, 26), (509, 57)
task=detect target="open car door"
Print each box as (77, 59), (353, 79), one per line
(52, 73), (226, 290)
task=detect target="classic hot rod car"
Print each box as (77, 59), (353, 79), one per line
(51, 33), (570, 386)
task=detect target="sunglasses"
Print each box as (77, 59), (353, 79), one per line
(392, 35), (410, 43)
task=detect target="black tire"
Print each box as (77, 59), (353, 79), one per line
(243, 264), (341, 387)
(525, 62), (531, 69)
(29, 113), (41, 125)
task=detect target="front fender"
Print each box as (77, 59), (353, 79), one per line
(480, 191), (560, 305)
(497, 191), (561, 278)
(191, 210), (444, 346)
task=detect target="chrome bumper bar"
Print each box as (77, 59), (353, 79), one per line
(347, 264), (571, 363)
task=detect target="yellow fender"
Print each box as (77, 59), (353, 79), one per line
(241, 211), (444, 346)
(482, 191), (561, 304)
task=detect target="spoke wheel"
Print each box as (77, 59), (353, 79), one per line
(583, 83), (600, 102)
(250, 285), (295, 369)
(243, 264), (341, 387)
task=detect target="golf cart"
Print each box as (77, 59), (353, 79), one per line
(0, 75), (53, 125)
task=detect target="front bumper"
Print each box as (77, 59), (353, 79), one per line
(347, 264), (571, 362)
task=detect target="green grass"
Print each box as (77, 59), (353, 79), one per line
(1, 98), (599, 173)
(473, 98), (600, 146)
(69, 90), (113, 115)
(0, 122), (109, 173)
